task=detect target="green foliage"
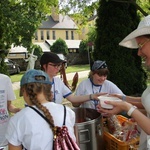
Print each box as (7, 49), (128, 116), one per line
(87, 26), (97, 44)
(10, 72), (24, 83)
(94, 0), (147, 95)
(0, 0), (58, 49)
(79, 40), (88, 55)
(0, 0), (57, 74)
(137, 0), (150, 16)
(0, 50), (9, 75)
(32, 44), (44, 60)
(50, 38), (68, 55)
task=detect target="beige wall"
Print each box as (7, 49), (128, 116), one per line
(33, 29), (80, 42)
(79, 20), (96, 40)
(7, 53), (28, 59)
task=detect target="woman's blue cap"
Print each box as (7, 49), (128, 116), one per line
(20, 69), (52, 87)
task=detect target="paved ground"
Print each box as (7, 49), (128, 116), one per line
(12, 70), (90, 90)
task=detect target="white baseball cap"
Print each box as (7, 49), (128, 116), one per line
(119, 15), (150, 49)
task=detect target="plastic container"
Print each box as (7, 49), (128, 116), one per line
(103, 115), (139, 150)
(98, 96), (121, 109)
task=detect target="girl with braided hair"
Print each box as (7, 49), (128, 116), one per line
(5, 69), (76, 150)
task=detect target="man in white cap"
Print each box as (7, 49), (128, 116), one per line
(97, 15), (150, 150)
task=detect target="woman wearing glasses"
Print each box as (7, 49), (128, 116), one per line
(40, 52), (103, 105)
(98, 15), (150, 150)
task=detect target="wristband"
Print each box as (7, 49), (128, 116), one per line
(127, 105), (137, 116)
(89, 94), (93, 100)
(122, 95), (126, 101)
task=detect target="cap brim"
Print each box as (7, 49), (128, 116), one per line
(119, 27), (150, 49)
(53, 59), (66, 64)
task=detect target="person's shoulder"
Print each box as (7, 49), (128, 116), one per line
(53, 76), (63, 82)
(0, 73), (11, 81)
(104, 80), (116, 85)
(51, 103), (74, 112)
(0, 73), (9, 79)
(65, 105), (75, 116)
(10, 108), (27, 120)
(78, 78), (90, 85)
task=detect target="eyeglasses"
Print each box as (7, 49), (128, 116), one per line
(48, 63), (62, 69)
(138, 39), (150, 50)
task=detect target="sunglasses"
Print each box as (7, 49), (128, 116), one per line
(48, 63), (62, 69)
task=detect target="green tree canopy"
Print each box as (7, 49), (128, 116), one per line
(79, 40), (88, 55)
(0, 0), (57, 50)
(50, 38), (68, 55)
(94, 0), (147, 95)
(0, 0), (57, 73)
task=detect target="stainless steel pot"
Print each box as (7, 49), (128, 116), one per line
(72, 108), (104, 150)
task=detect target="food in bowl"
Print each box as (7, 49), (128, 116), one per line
(98, 96), (122, 109)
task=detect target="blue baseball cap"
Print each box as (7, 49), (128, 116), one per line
(91, 60), (107, 71)
(20, 69), (52, 87)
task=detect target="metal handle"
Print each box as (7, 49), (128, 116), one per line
(97, 124), (102, 136)
(78, 129), (90, 144)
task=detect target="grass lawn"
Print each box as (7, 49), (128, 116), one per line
(11, 63), (150, 108)
(12, 77), (87, 108)
(10, 64), (90, 83)
(11, 64), (89, 108)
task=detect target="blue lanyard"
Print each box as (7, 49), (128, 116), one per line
(52, 79), (55, 102)
(90, 78), (102, 109)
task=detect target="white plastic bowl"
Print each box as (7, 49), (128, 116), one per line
(98, 96), (121, 109)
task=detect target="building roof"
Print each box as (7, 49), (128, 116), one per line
(39, 15), (78, 30)
(46, 40), (81, 49)
(9, 46), (27, 53)
(9, 39), (81, 54)
(34, 42), (50, 52)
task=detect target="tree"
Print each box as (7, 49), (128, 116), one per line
(0, 0), (57, 73)
(0, 0), (57, 50)
(0, 50), (9, 75)
(50, 38), (68, 55)
(0, 0), (149, 75)
(94, 0), (147, 95)
(87, 26), (97, 44)
(79, 40), (88, 55)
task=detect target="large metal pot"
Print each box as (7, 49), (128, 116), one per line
(72, 108), (104, 150)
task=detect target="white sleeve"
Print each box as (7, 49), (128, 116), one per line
(109, 82), (124, 94)
(7, 77), (16, 101)
(5, 117), (21, 146)
(75, 81), (85, 96)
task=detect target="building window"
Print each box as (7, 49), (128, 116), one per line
(66, 31), (69, 40)
(71, 31), (74, 40)
(35, 32), (38, 40)
(47, 31), (50, 40)
(52, 31), (56, 40)
(41, 31), (44, 40)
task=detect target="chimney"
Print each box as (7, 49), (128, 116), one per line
(51, 7), (59, 22)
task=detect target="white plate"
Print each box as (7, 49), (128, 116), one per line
(98, 96), (121, 109)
